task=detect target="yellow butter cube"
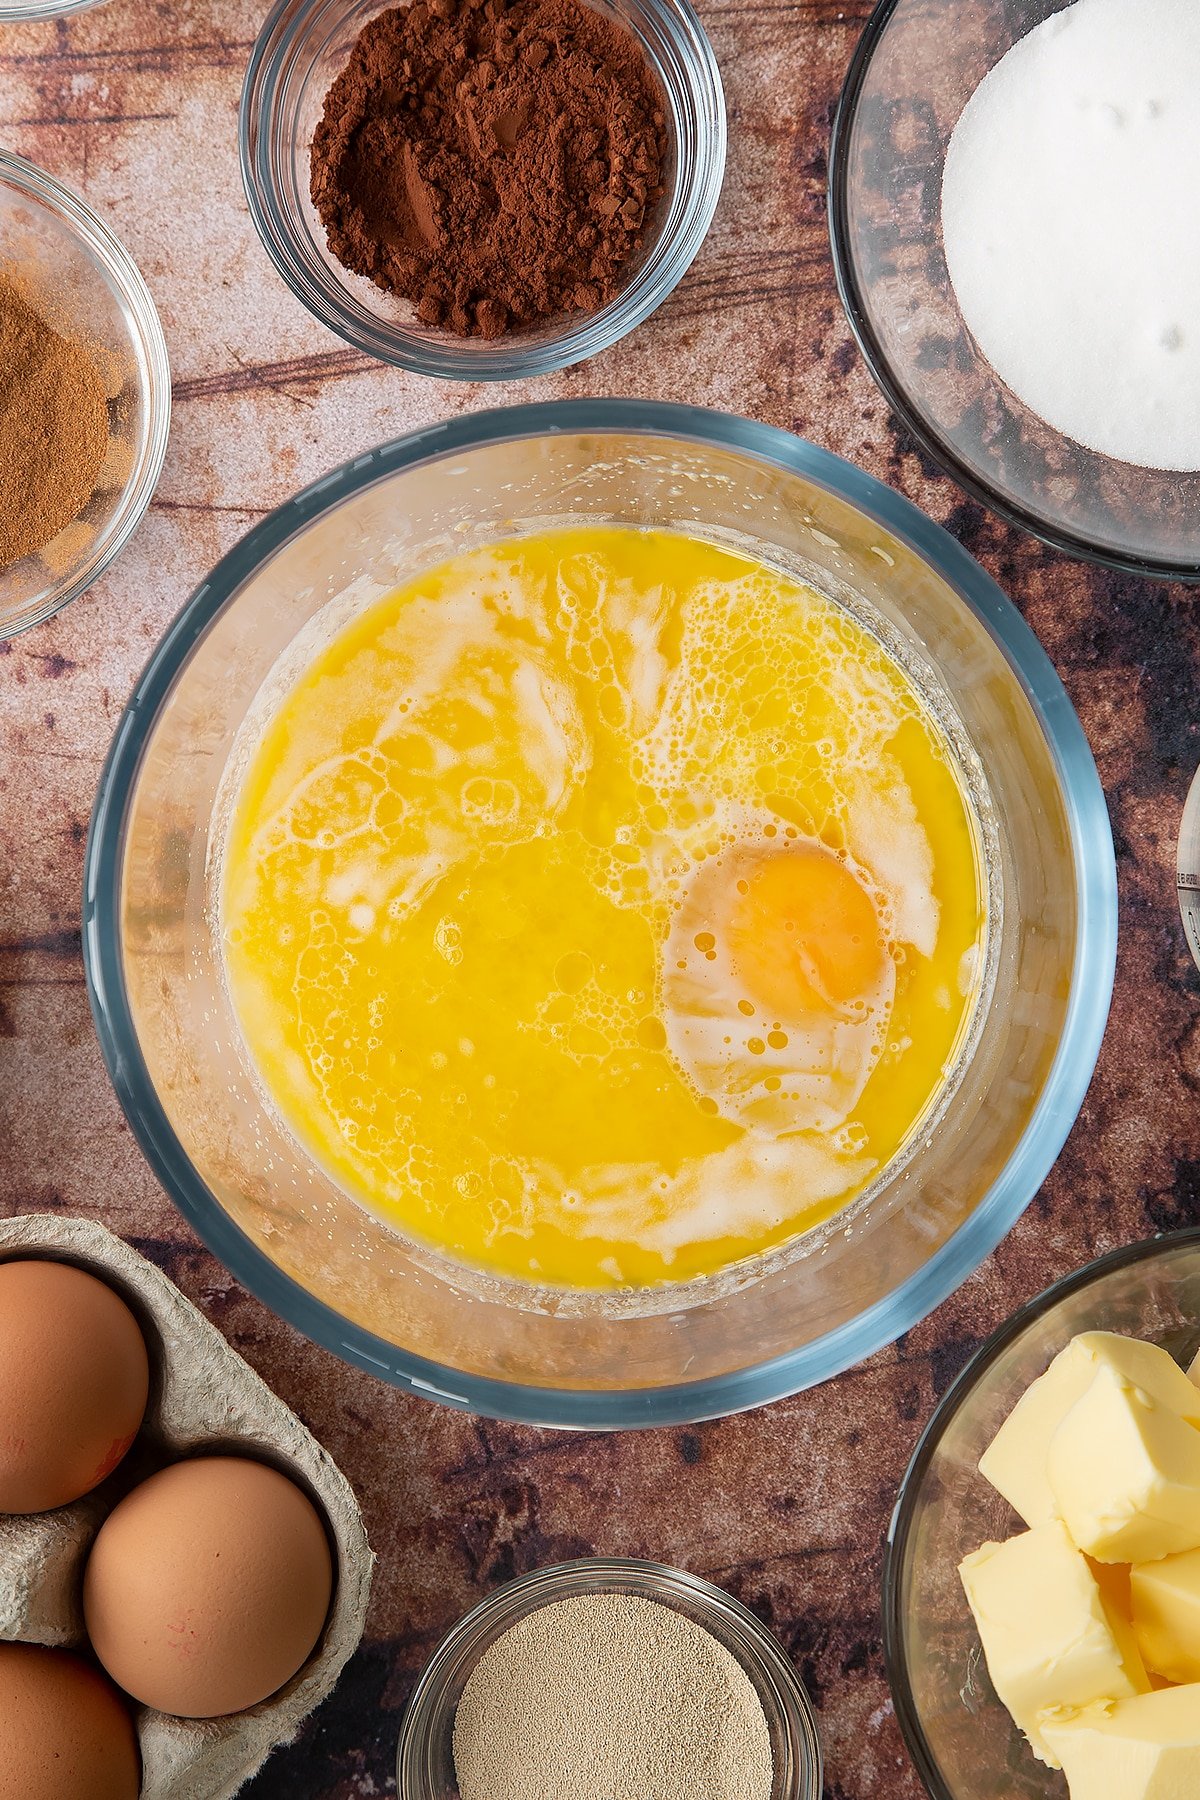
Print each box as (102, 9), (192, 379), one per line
(1091, 1558), (1134, 1620)
(981, 1334), (1200, 1528)
(1132, 1550), (1200, 1684)
(1042, 1686), (1200, 1799)
(1090, 1560), (1155, 1693)
(959, 1520), (1149, 1766)
(1048, 1364), (1200, 1564)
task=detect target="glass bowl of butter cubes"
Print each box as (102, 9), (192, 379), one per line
(885, 1230), (1200, 1800)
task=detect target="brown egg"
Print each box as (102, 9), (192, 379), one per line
(0, 1260), (150, 1514)
(83, 1455), (334, 1717)
(0, 1641), (140, 1800)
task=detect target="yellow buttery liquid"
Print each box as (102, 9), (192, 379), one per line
(223, 528), (985, 1289)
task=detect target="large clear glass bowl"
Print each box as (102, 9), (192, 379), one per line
(240, 0), (725, 379)
(884, 1233), (1200, 1799)
(83, 400), (1116, 1427)
(829, 0), (1200, 582)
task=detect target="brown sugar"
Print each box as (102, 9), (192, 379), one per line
(309, 0), (668, 339)
(0, 277), (109, 570)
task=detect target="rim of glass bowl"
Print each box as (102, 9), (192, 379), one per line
(0, 150), (171, 638)
(827, 1), (1200, 586)
(0, 0), (104, 20)
(239, 0), (726, 380)
(882, 1229), (1200, 1800)
(396, 1557), (824, 1799)
(82, 398), (1117, 1429)
(1178, 760), (1200, 974)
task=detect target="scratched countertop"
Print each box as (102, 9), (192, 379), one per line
(2, 1), (1199, 1795)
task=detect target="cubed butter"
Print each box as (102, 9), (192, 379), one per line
(1048, 1364), (1200, 1563)
(1042, 1686), (1200, 1800)
(1089, 1559), (1153, 1694)
(959, 1520), (1149, 1767)
(981, 1334), (1200, 1528)
(1132, 1549), (1200, 1684)
(1091, 1558), (1134, 1620)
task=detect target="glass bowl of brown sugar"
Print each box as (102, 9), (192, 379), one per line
(240, 0), (725, 379)
(397, 1558), (823, 1800)
(0, 151), (171, 639)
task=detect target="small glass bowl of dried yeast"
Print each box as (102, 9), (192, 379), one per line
(398, 1557), (821, 1800)
(0, 151), (170, 638)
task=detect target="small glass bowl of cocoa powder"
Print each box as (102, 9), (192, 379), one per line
(0, 151), (171, 639)
(241, 0), (724, 378)
(397, 1558), (822, 1800)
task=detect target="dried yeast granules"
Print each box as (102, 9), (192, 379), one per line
(451, 1592), (774, 1800)
(310, 0), (667, 339)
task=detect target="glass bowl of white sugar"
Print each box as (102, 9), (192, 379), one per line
(830, 0), (1200, 581)
(397, 1558), (822, 1800)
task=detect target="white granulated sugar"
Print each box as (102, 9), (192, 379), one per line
(941, 0), (1200, 471)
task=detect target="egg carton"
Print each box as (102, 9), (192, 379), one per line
(0, 1214), (374, 1800)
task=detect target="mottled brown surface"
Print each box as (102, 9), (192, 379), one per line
(1, 2), (1198, 1797)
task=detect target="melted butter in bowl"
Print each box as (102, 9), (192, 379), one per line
(220, 527), (988, 1292)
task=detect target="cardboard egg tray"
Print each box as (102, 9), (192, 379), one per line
(0, 1214), (374, 1800)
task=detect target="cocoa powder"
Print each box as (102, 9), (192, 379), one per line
(310, 0), (667, 339)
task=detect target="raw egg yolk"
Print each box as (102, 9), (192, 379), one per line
(727, 847), (888, 1019)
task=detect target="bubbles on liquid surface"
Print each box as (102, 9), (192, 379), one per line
(222, 531), (982, 1287)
